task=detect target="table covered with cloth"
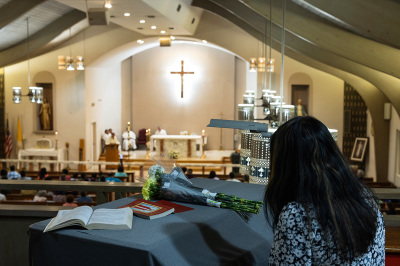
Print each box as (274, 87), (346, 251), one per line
(29, 178), (273, 265)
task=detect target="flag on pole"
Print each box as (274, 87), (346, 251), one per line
(5, 116), (12, 158)
(17, 116), (23, 152)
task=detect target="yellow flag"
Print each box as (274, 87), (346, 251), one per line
(17, 117), (22, 149)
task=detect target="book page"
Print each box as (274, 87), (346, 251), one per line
(44, 206), (93, 232)
(87, 208), (132, 229)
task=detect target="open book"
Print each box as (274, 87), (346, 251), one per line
(44, 206), (133, 232)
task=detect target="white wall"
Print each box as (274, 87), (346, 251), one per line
(130, 42), (235, 150)
(366, 110), (377, 179)
(388, 106), (400, 186)
(279, 55), (344, 150)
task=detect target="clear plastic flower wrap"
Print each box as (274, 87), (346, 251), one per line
(142, 164), (263, 215)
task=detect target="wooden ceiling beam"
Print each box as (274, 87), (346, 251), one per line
(0, 9), (86, 68)
(0, 0), (47, 30)
(302, 0), (400, 49)
(224, 0), (400, 79)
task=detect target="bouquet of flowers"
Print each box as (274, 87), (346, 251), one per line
(168, 150), (180, 159)
(142, 165), (263, 214)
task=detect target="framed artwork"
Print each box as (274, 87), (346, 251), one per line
(350, 137), (368, 162)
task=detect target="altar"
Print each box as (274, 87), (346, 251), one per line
(18, 148), (64, 171)
(150, 135), (203, 158)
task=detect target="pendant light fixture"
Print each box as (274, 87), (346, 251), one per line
(58, 28), (85, 71)
(12, 18), (43, 104)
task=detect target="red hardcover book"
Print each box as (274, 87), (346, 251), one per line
(118, 199), (174, 220)
(157, 200), (194, 214)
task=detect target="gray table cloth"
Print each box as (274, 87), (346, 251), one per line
(29, 178), (273, 265)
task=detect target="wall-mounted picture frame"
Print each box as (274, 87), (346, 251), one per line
(351, 137), (368, 162)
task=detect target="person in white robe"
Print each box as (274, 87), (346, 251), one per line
(153, 126), (167, 149)
(155, 126), (167, 135)
(122, 129), (137, 151)
(106, 132), (121, 152)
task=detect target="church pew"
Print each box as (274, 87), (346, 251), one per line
(0, 200), (47, 205)
(192, 174), (245, 182)
(177, 161), (240, 175)
(365, 181), (397, 188)
(46, 201), (96, 207)
(1, 199), (98, 206)
(0, 204), (77, 265)
(5, 194), (35, 201)
(0, 180), (143, 204)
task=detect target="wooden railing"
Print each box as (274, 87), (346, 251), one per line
(0, 159), (145, 177)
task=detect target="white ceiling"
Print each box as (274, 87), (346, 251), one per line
(57, 0), (203, 36)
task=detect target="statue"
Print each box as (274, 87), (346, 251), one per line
(39, 98), (52, 130)
(294, 99), (307, 116)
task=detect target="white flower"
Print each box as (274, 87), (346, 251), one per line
(148, 165), (164, 178)
(168, 150), (180, 159)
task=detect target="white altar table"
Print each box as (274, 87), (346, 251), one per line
(150, 135), (202, 158)
(18, 148), (64, 172)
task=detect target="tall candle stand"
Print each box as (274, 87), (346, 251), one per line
(145, 128), (151, 159)
(65, 142), (70, 170)
(127, 121), (130, 170)
(201, 129), (206, 159)
(55, 131), (58, 150)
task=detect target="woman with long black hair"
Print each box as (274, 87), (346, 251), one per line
(265, 116), (385, 264)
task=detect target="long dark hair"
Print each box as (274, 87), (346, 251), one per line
(38, 167), (47, 179)
(264, 116), (378, 260)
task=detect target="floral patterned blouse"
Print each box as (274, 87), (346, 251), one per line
(269, 202), (385, 265)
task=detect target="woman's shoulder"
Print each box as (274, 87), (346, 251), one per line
(282, 202), (307, 215)
(277, 202), (310, 228)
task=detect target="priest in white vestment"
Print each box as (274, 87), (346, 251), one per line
(122, 129), (137, 151)
(155, 126), (167, 135)
(106, 132), (121, 152)
(101, 129), (111, 153)
(102, 129), (111, 143)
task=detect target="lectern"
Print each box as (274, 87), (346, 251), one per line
(105, 144), (119, 169)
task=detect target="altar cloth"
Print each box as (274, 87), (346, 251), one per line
(18, 148), (64, 171)
(29, 178), (273, 265)
(18, 148), (64, 159)
(150, 135), (202, 158)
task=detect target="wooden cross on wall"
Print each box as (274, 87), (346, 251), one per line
(170, 60), (194, 98)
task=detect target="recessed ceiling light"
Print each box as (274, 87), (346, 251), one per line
(137, 40), (144, 44)
(124, 13), (130, 17)
(151, 26), (156, 29)
(104, 1), (112, 9)
(140, 20), (145, 23)
(202, 40), (208, 43)
(160, 30), (166, 34)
